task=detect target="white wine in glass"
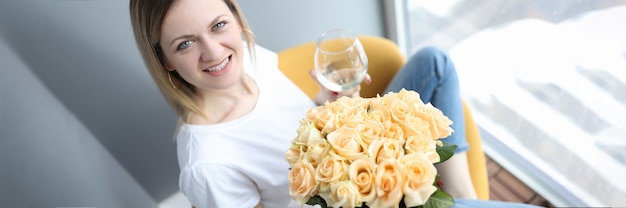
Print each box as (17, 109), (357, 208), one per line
(314, 28), (368, 92)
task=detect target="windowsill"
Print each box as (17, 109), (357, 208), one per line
(449, 6), (626, 207)
(479, 126), (586, 207)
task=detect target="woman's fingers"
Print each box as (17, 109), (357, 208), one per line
(309, 70), (333, 94)
(309, 69), (372, 104)
(308, 69), (317, 82)
(364, 73), (372, 85)
(309, 70), (372, 90)
(338, 84), (361, 98)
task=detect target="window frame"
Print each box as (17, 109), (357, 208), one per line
(380, 1), (619, 206)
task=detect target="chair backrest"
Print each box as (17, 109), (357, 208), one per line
(277, 35), (489, 200)
(277, 36), (406, 98)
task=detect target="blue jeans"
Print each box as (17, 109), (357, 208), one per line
(386, 47), (543, 208)
(455, 199), (544, 208)
(385, 46), (468, 153)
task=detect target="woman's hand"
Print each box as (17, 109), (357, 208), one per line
(309, 70), (372, 105)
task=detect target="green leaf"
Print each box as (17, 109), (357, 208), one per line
(399, 196), (407, 208)
(305, 195), (328, 208)
(423, 189), (455, 208)
(435, 141), (457, 164)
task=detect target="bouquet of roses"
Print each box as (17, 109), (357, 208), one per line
(285, 89), (457, 208)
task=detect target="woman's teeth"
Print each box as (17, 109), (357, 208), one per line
(205, 57), (229, 72)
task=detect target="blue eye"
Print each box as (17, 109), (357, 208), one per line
(177, 40), (194, 50)
(212, 22), (225, 31)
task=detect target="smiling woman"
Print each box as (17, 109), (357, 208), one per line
(130, 0), (311, 207)
(158, 0), (258, 125)
(130, 0), (257, 124)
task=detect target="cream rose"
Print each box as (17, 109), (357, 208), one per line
(401, 153), (438, 207)
(325, 97), (349, 114)
(396, 89), (425, 107)
(335, 96), (369, 116)
(285, 144), (303, 167)
(354, 119), (384, 148)
(415, 103), (454, 140)
(367, 138), (405, 164)
(379, 91), (397, 104)
(323, 181), (362, 208)
(295, 121), (307, 136)
(288, 161), (318, 205)
(388, 97), (414, 123)
(315, 155), (348, 192)
(368, 159), (404, 208)
(341, 115), (367, 129)
(348, 157), (377, 203)
(405, 134), (440, 163)
(322, 113), (365, 134)
(326, 127), (364, 160)
(400, 115), (430, 138)
(294, 122), (323, 146)
(381, 121), (404, 141)
(304, 135), (330, 167)
(367, 108), (390, 124)
(306, 106), (334, 131)
(304, 106), (323, 124)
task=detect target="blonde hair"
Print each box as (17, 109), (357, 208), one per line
(129, 0), (256, 122)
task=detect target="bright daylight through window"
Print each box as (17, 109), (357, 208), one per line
(403, 0), (626, 207)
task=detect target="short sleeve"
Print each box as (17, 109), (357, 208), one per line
(180, 163), (260, 208)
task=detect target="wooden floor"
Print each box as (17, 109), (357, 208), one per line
(486, 156), (555, 208)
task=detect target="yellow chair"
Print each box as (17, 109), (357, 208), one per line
(277, 35), (490, 200)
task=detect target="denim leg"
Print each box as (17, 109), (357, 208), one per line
(454, 199), (544, 208)
(384, 46), (468, 153)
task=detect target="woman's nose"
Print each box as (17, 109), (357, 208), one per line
(199, 37), (223, 62)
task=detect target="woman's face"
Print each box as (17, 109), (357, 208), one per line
(159, 0), (244, 91)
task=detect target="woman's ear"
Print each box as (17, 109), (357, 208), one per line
(162, 60), (175, 72)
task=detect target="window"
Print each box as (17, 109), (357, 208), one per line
(397, 0), (626, 206)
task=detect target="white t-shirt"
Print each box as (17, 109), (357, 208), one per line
(176, 44), (316, 208)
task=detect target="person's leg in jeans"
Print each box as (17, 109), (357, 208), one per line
(385, 47), (477, 199)
(384, 46), (467, 151)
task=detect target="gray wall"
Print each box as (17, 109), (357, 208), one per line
(0, 0), (179, 205)
(239, 0), (385, 52)
(0, 0), (386, 206)
(0, 37), (158, 207)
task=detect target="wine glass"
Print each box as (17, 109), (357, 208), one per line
(314, 28), (368, 92)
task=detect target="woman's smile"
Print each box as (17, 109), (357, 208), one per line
(203, 55), (232, 76)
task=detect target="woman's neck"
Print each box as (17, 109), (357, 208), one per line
(190, 74), (259, 124)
